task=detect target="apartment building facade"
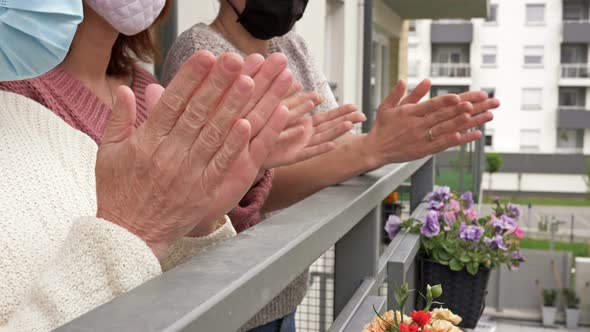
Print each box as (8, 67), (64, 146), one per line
(408, 0), (590, 195)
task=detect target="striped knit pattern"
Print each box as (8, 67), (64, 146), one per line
(0, 65), (156, 145)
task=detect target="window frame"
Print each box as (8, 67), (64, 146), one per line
(521, 88), (543, 110)
(525, 4), (546, 25)
(485, 4), (499, 24)
(481, 46), (498, 67)
(523, 46), (544, 67)
(520, 129), (541, 152)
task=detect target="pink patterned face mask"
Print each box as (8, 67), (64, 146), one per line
(85, 0), (165, 36)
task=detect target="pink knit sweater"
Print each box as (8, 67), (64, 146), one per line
(0, 65), (271, 232)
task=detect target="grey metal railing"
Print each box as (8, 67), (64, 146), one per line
(56, 158), (434, 332)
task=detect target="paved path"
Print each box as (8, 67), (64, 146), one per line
(471, 317), (590, 332)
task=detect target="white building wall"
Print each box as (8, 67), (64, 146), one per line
(482, 173), (588, 193)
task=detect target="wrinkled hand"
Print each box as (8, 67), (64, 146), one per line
(187, 53), (294, 236)
(96, 51), (288, 260)
(362, 79), (499, 167)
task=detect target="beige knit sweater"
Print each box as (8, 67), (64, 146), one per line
(0, 91), (236, 332)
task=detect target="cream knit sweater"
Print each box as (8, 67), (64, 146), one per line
(0, 91), (236, 332)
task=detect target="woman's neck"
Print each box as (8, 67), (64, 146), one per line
(211, 5), (270, 56)
(60, 5), (128, 107)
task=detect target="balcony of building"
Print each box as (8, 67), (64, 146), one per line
(429, 44), (472, 86)
(430, 20), (474, 44)
(557, 87), (590, 129)
(563, 0), (590, 43)
(559, 45), (590, 85)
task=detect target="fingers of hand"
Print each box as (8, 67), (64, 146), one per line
(410, 94), (461, 117)
(168, 53), (244, 147)
(295, 142), (336, 164)
(458, 90), (488, 103)
(285, 79), (304, 98)
(246, 69), (293, 136)
(471, 98), (500, 115)
(378, 80), (406, 111)
(242, 53), (265, 77)
(424, 101), (472, 129)
(147, 50), (216, 137)
(400, 79), (432, 105)
(249, 105), (289, 164)
(430, 111), (471, 138)
(200, 119), (251, 192)
(454, 111), (494, 133)
(144, 84), (165, 113)
(309, 121), (353, 146)
(314, 110), (364, 134)
(193, 76), (255, 161)
(243, 53), (289, 115)
(312, 104), (358, 126)
(103, 85), (137, 145)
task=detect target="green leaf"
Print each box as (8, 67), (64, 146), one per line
(466, 262), (479, 275)
(459, 253), (471, 263)
(449, 258), (464, 271)
(438, 250), (452, 261)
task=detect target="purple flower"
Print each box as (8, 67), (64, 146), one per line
(460, 192), (474, 209)
(484, 235), (508, 251)
(429, 200), (445, 211)
(421, 211), (441, 238)
(385, 215), (403, 240)
(459, 222), (484, 242)
(493, 215), (517, 234)
(511, 250), (526, 263)
(507, 203), (521, 219)
(447, 199), (461, 213)
(428, 187), (451, 203)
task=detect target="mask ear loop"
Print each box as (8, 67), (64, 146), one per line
(225, 0), (245, 22)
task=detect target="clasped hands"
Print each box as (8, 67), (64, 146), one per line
(95, 51), (498, 261)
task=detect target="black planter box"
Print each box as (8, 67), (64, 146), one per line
(417, 257), (491, 329)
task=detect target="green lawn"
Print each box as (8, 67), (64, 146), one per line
(520, 238), (589, 258)
(435, 169), (474, 193)
(482, 196), (590, 207)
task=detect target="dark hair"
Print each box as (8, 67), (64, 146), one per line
(107, 1), (173, 77)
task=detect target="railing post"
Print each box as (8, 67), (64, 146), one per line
(334, 205), (381, 317)
(411, 157), (435, 212)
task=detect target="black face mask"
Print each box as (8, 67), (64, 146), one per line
(226, 0), (309, 40)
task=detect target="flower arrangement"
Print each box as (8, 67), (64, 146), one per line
(385, 187), (526, 275)
(363, 284), (463, 332)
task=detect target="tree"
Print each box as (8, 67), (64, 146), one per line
(485, 153), (503, 197)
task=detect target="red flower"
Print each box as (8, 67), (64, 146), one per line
(410, 310), (432, 328)
(399, 323), (419, 332)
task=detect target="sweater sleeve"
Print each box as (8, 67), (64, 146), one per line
(229, 169), (275, 233)
(1, 217), (162, 332)
(161, 215), (237, 271)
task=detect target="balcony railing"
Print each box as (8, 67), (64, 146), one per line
(555, 147), (584, 154)
(430, 63), (471, 78)
(558, 105), (588, 111)
(561, 64), (590, 78)
(56, 159), (435, 332)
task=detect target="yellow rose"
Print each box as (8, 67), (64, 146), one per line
(363, 311), (411, 332)
(431, 308), (463, 326)
(426, 319), (456, 332)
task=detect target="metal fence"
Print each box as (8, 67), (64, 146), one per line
(561, 64), (590, 78)
(430, 63), (471, 78)
(56, 158), (433, 332)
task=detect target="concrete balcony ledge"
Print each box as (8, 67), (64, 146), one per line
(563, 21), (590, 43)
(429, 63), (473, 86)
(384, 0), (488, 19)
(558, 107), (590, 129)
(431, 22), (474, 43)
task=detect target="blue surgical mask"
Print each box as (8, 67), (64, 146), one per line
(0, 0), (83, 81)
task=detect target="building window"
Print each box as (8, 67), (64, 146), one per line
(520, 129), (541, 152)
(485, 128), (494, 147)
(408, 20), (416, 34)
(559, 87), (586, 109)
(522, 88), (543, 110)
(486, 4), (498, 23)
(524, 46), (544, 66)
(563, 1), (588, 21)
(556, 129), (584, 153)
(482, 88), (496, 98)
(526, 4), (545, 24)
(482, 46), (497, 66)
